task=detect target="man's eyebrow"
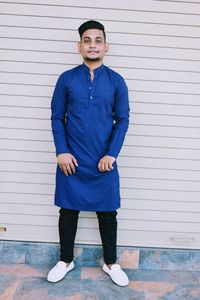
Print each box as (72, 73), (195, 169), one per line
(82, 36), (103, 40)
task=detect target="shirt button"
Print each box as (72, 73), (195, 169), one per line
(90, 96), (93, 99)
(89, 87), (92, 90)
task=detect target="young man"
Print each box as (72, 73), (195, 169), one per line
(47, 20), (130, 287)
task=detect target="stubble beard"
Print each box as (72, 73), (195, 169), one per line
(85, 56), (101, 62)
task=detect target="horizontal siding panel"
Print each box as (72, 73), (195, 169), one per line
(1, 14), (200, 38)
(4, 0), (200, 14)
(2, 121), (200, 141)
(2, 103), (200, 119)
(2, 148), (200, 171)
(1, 209), (200, 232)
(133, 103), (200, 116)
(1, 57), (200, 75)
(1, 43), (200, 62)
(0, 192), (53, 205)
(1, 2), (200, 25)
(0, 224), (101, 244)
(1, 92), (200, 109)
(124, 136), (200, 150)
(0, 83), (53, 97)
(0, 149), (55, 162)
(2, 168), (200, 186)
(0, 136), (199, 163)
(1, 193), (200, 213)
(129, 124), (200, 138)
(1, 80), (200, 95)
(1, 67), (200, 84)
(1, 173), (200, 193)
(1, 179), (200, 202)
(0, 200), (196, 222)
(0, 106), (50, 119)
(0, 182), (54, 195)
(118, 156), (200, 170)
(1, 26), (200, 49)
(1, 175), (200, 193)
(0, 118), (51, 130)
(1, 114), (200, 135)
(133, 114), (200, 127)
(1, 49), (200, 73)
(121, 188), (200, 202)
(2, 160), (200, 182)
(2, 183), (199, 203)
(1, 224), (200, 248)
(121, 198), (200, 212)
(2, 139), (200, 160)
(3, 0), (200, 13)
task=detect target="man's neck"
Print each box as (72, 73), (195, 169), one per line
(83, 60), (103, 81)
(83, 60), (103, 71)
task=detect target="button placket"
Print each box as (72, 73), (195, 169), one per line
(89, 78), (93, 102)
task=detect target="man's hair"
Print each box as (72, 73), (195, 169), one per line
(78, 20), (106, 40)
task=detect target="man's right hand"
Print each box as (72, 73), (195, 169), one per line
(57, 153), (78, 176)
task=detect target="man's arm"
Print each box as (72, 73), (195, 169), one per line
(105, 76), (130, 158)
(51, 73), (78, 175)
(51, 73), (70, 155)
(98, 76), (130, 172)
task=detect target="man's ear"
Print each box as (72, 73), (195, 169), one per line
(105, 42), (109, 53)
(77, 41), (81, 52)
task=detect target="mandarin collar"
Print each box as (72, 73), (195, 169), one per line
(81, 62), (104, 76)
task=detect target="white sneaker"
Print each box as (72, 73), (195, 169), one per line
(47, 261), (75, 283)
(103, 263), (129, 287)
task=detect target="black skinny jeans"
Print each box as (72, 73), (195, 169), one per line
(59, 208), (117, 265)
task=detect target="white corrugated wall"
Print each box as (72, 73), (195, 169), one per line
(1, 0), (200, 249)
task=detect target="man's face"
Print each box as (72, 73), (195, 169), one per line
(78, 29), (109, 62)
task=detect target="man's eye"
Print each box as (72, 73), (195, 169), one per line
(83, 40), (90, 43)
(96, 40), (103, 44)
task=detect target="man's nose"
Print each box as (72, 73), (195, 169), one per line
(89, 41), (96, 47)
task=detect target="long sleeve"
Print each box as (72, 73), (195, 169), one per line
(105, 77), (130, 158)
(51, 73), (70, 156)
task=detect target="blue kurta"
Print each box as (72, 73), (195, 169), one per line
(51, 63), (130, 211)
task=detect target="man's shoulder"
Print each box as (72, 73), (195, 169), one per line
(104, 65), (125, 82)
(59, 65), (81, 78)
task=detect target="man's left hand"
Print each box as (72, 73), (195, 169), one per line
(98, 155), (116, 172)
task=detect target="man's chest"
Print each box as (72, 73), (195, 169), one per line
(66, 76), (115, 111)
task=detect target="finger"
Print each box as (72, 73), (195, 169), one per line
(69, 162), (76, 174)
(108, 161), (114, 171)
(104, 161), (110, 171)
(62, 166), (69, 176)
(105, 161), (112, 171)
(98, 160), (103, 171)
(72, 156), (79, 167)
(101, 160), (106, 172)
(58, 163), (63, 171)
(98, 160), (102, 171)
(66, 164), (72, 175)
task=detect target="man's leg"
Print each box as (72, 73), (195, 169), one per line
(96, 210), (129, 286)
(47, 208), (79, 282)
(96, 211), (117, 265)
(59, 208), (80, 263)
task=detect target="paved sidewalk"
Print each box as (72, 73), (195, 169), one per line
(1, 241), (200, 299)
(1, 263), (200, 300)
